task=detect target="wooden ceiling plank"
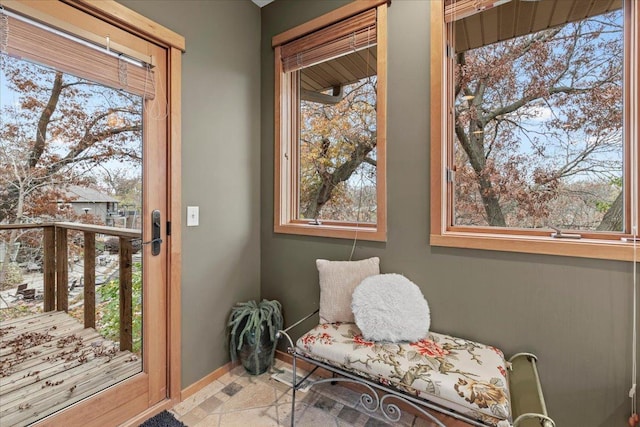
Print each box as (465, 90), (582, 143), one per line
(481, 7), (499, 49)
(515, 0), (537, 38)
(301, 67), (329, 91)
(339, 55), (366, 83)
(300, 72), (322, 92)
(589, 0), (622, 16)
(332, 56), (362, 83)
(353, 47), (377, 77)
(498, 1), (517, 48)
(300, 46), (377, 92)
(568, 0), (591, 22)
(307, 65), (337, 89)
(549, 0), (575, 27)
(453, 0), (623, 53)
(462, 20), (472, 53)
(322, 61), (352, 88)
(334, 47), (375, 82)
(464, 12), (486, 51)
(531, 0), (556, 34)
(454, 20), (470, 53)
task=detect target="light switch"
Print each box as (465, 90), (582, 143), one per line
(187, 206), (199, 226)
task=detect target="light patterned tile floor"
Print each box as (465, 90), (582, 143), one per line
(169, 360), (449, 427)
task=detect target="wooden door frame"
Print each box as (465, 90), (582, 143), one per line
(0, 1), (184, 424)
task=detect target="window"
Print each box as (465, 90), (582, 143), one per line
(430, 0), (639, 261)
(273, 0), (388, 241)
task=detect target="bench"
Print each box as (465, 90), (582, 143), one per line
(20, 288), (36, 300)
(13, 284), (35, 300)
(278, 310), (555, 427)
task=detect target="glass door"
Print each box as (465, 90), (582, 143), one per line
(0, 3), (169, 425)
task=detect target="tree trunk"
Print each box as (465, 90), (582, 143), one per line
(0, 74), (63, 223)
(597, 191), (623, 232)
(477, 175), (507, 227)
(0, 229), (19, 287)
(31, 72), (64, 168)
(455, 126), (507, 227)
(303, 141), (374, 220)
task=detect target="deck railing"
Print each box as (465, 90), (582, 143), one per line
(0, 222), (140, 351)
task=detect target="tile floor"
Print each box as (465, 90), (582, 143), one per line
(169, 360), (440, 427)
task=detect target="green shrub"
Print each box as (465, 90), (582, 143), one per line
(0, 262), (24, 289)
(97, 262), (142, 354)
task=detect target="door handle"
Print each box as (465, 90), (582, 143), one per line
(141, 210), (162, 256)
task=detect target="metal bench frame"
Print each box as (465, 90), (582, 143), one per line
(277, 310), (556, 427)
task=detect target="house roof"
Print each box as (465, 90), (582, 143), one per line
(61, 185), (118, 203)
(452, 0), (622, 52)
(301, 46), (377, 93)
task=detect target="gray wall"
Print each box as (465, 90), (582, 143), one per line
(260, 1), (633, 426)
(112, 0), (633, 424)
(117, 0), (262, 388)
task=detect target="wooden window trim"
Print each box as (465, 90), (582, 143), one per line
(62, 0), (185, 51)
(272, 0), (389, 48)
(273, 2), (388, 242)
(430, 0), (640, 261)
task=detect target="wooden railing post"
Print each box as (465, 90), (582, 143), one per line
(1, 222), (140, 349)
(55, 226), (68, 312)
(83, 232), (96, 329)
(119, 237), (133, 352)
(43, 226), (56, 312)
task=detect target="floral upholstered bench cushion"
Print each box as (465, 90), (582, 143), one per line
(296, 323), (512, 426)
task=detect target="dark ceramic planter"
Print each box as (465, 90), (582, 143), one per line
(236, 320), (276, 375)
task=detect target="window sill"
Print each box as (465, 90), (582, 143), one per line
(430, 231), (636, 261)
(275, 222), (386, 242)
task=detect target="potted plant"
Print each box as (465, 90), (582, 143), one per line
(227, 299), (283, 375)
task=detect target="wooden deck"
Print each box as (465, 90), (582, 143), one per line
(0, 311), (141, 426)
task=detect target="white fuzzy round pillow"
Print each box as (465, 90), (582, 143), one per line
(351, 273), (430, 342)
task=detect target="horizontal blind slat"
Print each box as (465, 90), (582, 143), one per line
(281, 8), (376, 57)
(445, 0), (502, 23)
(283, 27), (376, 73)
(1, 15), (155, 99)
(281, 8), (377, 74)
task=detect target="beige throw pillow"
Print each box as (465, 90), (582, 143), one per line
(316, 257), (380, 324)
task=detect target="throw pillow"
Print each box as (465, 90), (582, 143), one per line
(316, 257), (380, 324)
(351, 273), (430, 342)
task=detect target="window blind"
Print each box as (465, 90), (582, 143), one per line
(444, 0), (511, 23)
(280, 8), (377, 74)
(0, 11), (155, 99)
